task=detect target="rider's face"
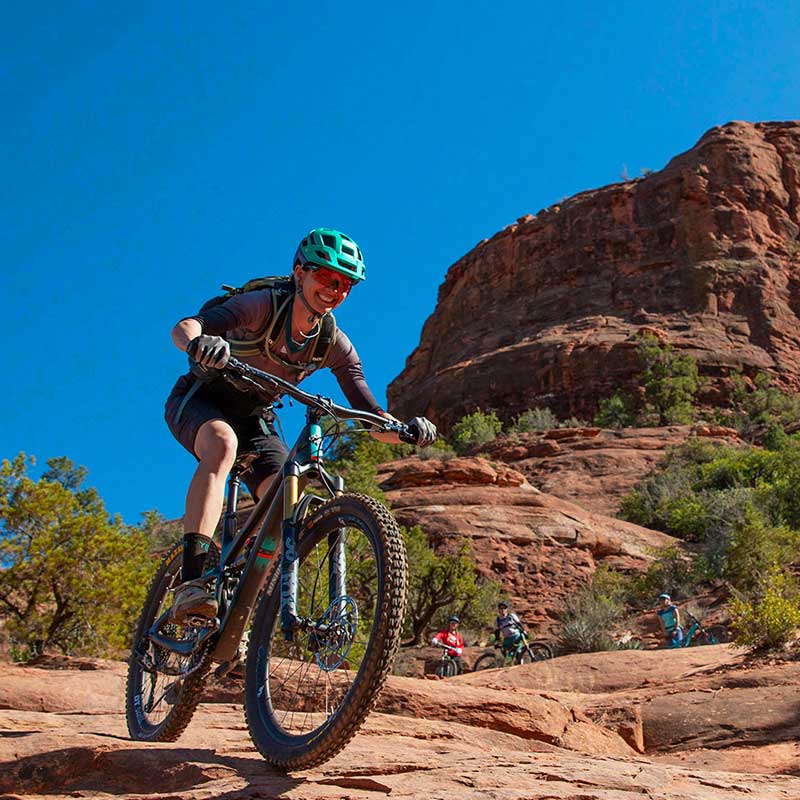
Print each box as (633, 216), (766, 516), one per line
(295, 265), (352, 314)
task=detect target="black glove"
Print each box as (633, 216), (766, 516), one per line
(187, 335), (231, 369)
(407, 416), (437, 447)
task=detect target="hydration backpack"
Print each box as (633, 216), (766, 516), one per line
(199, 275), (336, 374)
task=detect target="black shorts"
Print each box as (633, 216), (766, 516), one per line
(165, 374), (288, 497)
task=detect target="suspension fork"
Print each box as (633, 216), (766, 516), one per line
(328, 475), (347, 610)
(280, 460), (301, 640)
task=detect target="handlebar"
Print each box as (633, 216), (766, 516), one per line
(223, 357), (417, 443)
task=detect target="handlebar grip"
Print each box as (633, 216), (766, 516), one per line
(398, 427), (417, 445)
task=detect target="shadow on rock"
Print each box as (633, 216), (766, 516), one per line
(0, 745), (304, 796)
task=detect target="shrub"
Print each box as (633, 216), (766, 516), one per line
(508, 407), (559, 433)
(728, 567), (800, 651)
(561, 416), (589, 428)
(594, 389), (635, 428)
(557, 568), (626, 653)
(451, 410), (503, 455)
(625, 545), (706, 609)
(722, 511), (800, 595)
(730, 372), (800, 441)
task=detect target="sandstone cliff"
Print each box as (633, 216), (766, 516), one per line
(388, 121), (800, 427)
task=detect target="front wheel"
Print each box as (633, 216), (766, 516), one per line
(472, 651), (503, 671)
(436, 657), (457, 679)
(244, 493), (407, 771)
(126, 537), (220, 742)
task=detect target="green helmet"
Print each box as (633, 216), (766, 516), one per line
(294, 227), (366, 283)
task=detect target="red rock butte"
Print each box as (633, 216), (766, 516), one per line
(388, 120), (800, 428)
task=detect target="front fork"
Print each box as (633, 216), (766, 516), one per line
(279, 423), (348, 641)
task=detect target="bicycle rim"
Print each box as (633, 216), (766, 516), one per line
(245, 493), (406, 770)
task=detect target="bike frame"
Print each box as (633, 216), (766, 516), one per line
(147, 359), (408, 671)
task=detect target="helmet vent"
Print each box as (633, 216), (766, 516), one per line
(337, 257), (353, 269)
(322, 234), (336, 248)
(315, 249), (331, 261)
(341, 244), (355, 257)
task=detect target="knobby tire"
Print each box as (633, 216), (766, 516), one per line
(436, 658), (457, 678)
(244, 493), (407, 771)
(125, 537), (220, 742)
(472, 652), (502, 671)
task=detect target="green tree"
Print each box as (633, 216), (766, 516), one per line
(138, 509), (182, 552)
(403, 526), (498, 644)
(594, 389), (635, 428)
(0, 453), (154, 658)
(637, 334), (700, 425)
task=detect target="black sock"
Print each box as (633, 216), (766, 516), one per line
(181, 533), (209, 583)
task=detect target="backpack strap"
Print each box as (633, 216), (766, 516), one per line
(227, 283), (337, 377)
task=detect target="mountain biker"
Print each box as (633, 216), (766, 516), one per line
(165, 228), (437, 623)
(493, 600), (526, 657)
(656, 593), (684, 647)
(431, 615), (465, 674)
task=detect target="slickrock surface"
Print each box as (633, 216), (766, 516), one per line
(2, 648), (800, 799)
(473, 424), (741, 516)
(377, 455), (677, 632)
(388, 120), (800, 427)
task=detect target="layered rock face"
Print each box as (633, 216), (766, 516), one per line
(376, 455), (676, 634)
(388, 121), (800, 427)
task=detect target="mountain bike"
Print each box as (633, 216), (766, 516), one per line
(432, 640), (461, 678)
(472, 627), (553, 671)
(668, 612), (729, 648)
(126, 357), (415, 771)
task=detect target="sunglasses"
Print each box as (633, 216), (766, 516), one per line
(308, 266), (355, 292)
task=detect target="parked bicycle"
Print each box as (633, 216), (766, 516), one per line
(433, 641), (461, 678)
(126, 358), (417, 771)
(472, 627), (553, 671)
(669, 612), (729, 648)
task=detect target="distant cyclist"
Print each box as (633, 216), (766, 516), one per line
(431, 615), (465, 674)
(493, 600), (526, 657)
(656, 593), (684, 647)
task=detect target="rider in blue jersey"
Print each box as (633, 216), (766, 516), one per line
(656, 593), (684, 647)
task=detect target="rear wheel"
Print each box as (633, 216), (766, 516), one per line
(126, 537), (220, 741)
(518, 641), (554, 664)
(244, 494), (407, 771)
(472, 651), (503, 671)
(706, 625), (729, 644)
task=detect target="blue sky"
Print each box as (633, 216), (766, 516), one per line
(2, 2), (799, 523)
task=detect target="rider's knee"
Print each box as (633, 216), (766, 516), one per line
(195, 421), (238, 471)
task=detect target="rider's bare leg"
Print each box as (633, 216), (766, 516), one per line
(184, 419), (239, 535)
(176, 419), (239, 591)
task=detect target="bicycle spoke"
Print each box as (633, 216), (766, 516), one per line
(259, 520), (378, 736)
